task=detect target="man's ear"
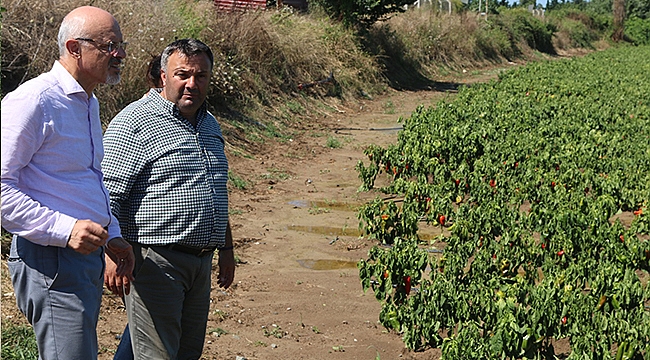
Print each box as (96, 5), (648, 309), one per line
(160, 70), (167, 87)
(65, 39), (81, 59)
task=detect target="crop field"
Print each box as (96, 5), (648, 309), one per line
(356, 45), (650, 359)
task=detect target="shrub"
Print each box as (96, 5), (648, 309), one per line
(626, 17), (650, 45)
(497, 8), (555, 54)
(547, 8), (608, 49)
(311, 0), (414, 28)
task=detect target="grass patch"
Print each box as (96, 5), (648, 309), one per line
(1, 323), (38, 360)
(382, 101), (396, 114)
(260, 168), (291, 181)
(326, 136), (342, 148)
(228, 171), (250, 190)
(207, 327), (229, 336)
(308, 206), (331, 215)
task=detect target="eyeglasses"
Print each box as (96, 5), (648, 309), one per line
(75, 38), (128, 54)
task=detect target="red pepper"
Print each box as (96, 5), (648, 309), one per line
(404, 276), (411, 294)
(557, 250), (565, 257)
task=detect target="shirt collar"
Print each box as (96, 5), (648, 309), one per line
(147, 88), (208, 126)
(52, 61), (89, 98)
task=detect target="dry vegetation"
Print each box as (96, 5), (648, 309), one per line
(1, 0), (607, 130)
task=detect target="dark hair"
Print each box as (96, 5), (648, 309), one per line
(160, 38), (214, 73)
(146, 54), (163, 88)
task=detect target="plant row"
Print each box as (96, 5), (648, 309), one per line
(356, 45), (650, 359)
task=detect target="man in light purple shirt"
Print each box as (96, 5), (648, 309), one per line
(1, 6), (135, 359)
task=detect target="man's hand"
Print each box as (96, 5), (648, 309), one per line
(104, 251), (131, 297)
(105, 237), (135, 288)
(217, 249), (235, 289)
(67, 220), (108, 254)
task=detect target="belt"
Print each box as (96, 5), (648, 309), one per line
(163, 243), (217, 257)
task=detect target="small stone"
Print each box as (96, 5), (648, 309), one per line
(271, 343), (278, 348)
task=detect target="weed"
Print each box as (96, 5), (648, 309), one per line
(207, 327), (229, 336)
(212, 309), (229, 321)
(308, 206), (330, 215)
(263, 325), (284, 338)
(228, 171), (249, 190)
(260, 168), (290, 181)
(326, 136), (342, 149)
(286, 100), (305, 114)
(1, 323), (38, 359)
(230, 149), (254, 159)
(229, 209), (243, 215)
(383, 100), (396, 114)
(245, 132), (265, 145)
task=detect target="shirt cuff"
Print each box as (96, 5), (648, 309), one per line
(107, 221), (123, 242)
(51, 214), (78, 248)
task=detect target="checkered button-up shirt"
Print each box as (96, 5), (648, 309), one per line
(102, 89), (229, 248)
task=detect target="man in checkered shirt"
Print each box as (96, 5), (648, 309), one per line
(102, 38), (236, 359)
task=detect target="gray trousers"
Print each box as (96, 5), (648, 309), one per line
(126, 243), (212, 360)
(8, 235), (104, 360)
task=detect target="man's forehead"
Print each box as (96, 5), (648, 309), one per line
(169, 53), (211, 70)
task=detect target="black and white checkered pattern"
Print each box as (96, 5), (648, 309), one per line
(102, 90), (229, 248)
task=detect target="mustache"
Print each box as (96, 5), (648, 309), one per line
(109, 58), (123, 68)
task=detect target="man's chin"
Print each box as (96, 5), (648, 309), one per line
(106, 73), (121, 85)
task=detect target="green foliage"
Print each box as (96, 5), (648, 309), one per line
(311, 0), (414, 28)
(228, 171), (249, 190)
(357, 45), (650, 358)
(326, 136), (342, 148)
(579, 0), (650, 20)
(496, 8), (555, 53)
(1, 228), (12, 256)
(626, 17), (650, 45)
(555, 17), (598, 48)
(169, 0), (208, 39)
(475, 22), (516, 60)
(1, 324), (38, 360)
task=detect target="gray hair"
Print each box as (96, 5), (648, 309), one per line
(160, 39), (214, 73)
(57, 14), (89, 57)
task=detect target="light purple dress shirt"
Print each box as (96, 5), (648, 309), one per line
(1, 61), (121, 247)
